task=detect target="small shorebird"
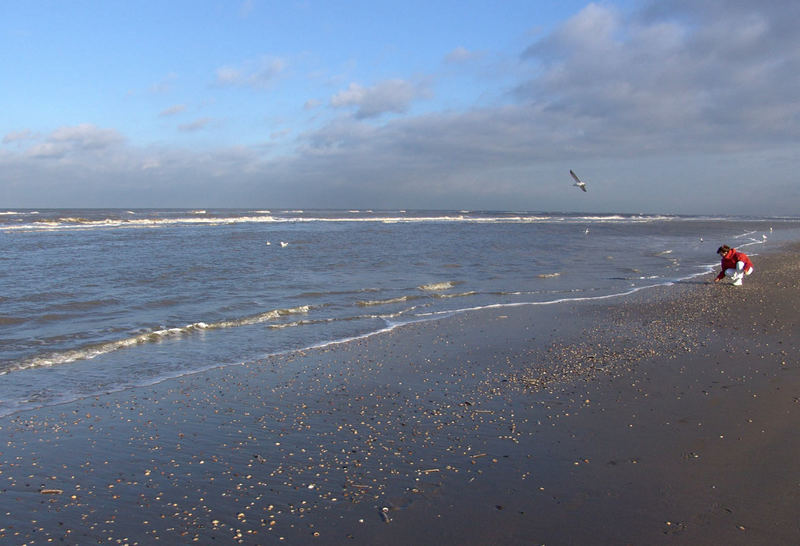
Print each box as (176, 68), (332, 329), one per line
(569, 170), (587, 192)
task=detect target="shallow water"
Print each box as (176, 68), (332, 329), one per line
(1, 209), (797, 416)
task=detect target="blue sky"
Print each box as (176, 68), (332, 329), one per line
(2, 0), (798, 214)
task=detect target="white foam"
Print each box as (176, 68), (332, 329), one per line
(418, 281), (456, 291)
(4, 306), (312, 374)
(357, 296), (410, 307)
(3, 214), (282, 231)
(1, 212), (693, 232)
(432, 291), (478, 299)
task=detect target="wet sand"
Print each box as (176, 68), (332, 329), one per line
(1, 244), (799, 545)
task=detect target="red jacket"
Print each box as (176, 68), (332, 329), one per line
(716, 248), (753, 280)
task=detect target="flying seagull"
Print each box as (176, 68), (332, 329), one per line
(569, 170), (587, 192)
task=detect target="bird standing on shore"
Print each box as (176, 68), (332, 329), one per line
(570, 170), (587, 192)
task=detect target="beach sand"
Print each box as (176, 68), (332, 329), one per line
(1, 244), (798, 545)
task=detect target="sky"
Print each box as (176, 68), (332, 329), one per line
(1, 0), (799, 214)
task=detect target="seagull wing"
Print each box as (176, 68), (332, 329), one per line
(569, 170), (587, 191)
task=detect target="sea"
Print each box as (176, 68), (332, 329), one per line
(2, 209), (799, 418)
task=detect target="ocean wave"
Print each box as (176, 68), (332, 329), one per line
(268, 319), (317, 330)
(2, 322), (210, 374)
(5, 210), (792, 235)
(2, 305), (311, 374)
(1, 210), (693, 232)
(418, 281), (458, 291)
(267, 312), (384, 330)
(212, 305), (311, 328)
(357, 296), (414, 307)
(536, 272), (561, 278)
(3, 214), (282, 231)
(431, 291), (478, 299)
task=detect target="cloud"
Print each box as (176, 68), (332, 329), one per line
(149, 73), (179, 94)
(177, 118), (214, 132)
(518, 1), (800, 154)
(159, 104), (187, 117)
(3, 130), (37, 144)
(330, 79), (431, 119)
(215, 56), (286, 89)
(3, 1), (799, 215)
(258, 0), (800, 211)
(270, 128), (292, 140)
(24, 124), (125, 159)
(444, 46), (482, 64)
(1, 140), (269, 207)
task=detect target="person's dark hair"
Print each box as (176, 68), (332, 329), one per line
(717, 245), (731, 255)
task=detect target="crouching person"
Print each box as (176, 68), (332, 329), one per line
(714, 245), (754, 286)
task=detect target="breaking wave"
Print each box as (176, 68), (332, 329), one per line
(1, 209), (687, 233)
(2, 305), (311, 374)
(418, 281), (458, 291)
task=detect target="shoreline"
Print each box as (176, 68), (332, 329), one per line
(1, 243), (798, 544)
(0, 251), (720, 420)
(0, 260), (717, 420)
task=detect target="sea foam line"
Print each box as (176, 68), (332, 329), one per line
(265, 265), (719, 359)
(2, 212), (686, 232)
(410, 266), (716, 321)
(2, 215), (281, 231)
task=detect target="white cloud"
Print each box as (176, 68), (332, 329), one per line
(270, 128), (291, 140)
(330, 79), (431, 119)
(215, 67), (241, 85)
(3, 130), (37, 144)
(50, 124), (123, 148)
(26, 142), (67, 159)
(23, 124), (125, 159)
(444, 46), (481, 64)
(178, 118), (214, 132)
(159, 104), (187, 117)
(149, 73), (179, 94)
(215, 56), (286, 89)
